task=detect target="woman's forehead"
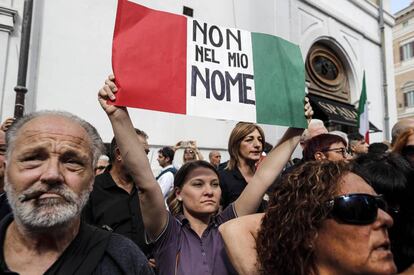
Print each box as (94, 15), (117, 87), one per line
(185, 167), (218, 181)
(338, 172), (376, 196)
(329, 141), (346, 148)
(244, 128), (262, 138)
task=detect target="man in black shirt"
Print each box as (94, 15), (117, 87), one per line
(1, 111), (153, 274)
(82, 129), (151, 255)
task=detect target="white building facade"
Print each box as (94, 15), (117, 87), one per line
(0, 0), (397, 169)
(393, 3), (414, 120)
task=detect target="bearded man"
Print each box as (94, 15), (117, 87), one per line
(0, 111), (153, 274)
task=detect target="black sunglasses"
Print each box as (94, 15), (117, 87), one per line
(402, 145), (414, 157)
(326, 193), (389, 225)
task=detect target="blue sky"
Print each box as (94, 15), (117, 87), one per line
(391, 0), (412, 14)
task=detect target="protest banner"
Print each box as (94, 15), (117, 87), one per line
(112, 0), (307, 128)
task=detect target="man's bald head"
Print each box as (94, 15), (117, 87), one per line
(209, 150), (221, 168)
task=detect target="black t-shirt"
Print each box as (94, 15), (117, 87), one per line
(0, 214), (154, 274)
(219, 167), (269, 212)
(0, 193), (11, 221)
(82, 170), (150, 255)
(219, 167), (247, 209)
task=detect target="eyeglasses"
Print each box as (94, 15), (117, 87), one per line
(326, 193), (389, 225)
(402, 145), (414, 157)
(322, 147), (349, 158)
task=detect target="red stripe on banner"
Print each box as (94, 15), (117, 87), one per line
(112, 0), (187, 114)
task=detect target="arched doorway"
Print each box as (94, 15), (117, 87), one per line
(305, 42), (380, 134)
(306, 42), (351, 103)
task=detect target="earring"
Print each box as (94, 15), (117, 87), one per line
(177, 197), (182, 202)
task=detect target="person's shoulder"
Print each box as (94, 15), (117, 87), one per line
(218, 167), (232, 177)
(163, 165), (177, 175)
(99, 233), (154, 274)
(218, 161), (228, 171)
(92, 171), (115, 191)
(216, 203), (237, 224)
(94, 171), (111, 184)
(219, 167), (242, 183)
(106, 233), (147, 259)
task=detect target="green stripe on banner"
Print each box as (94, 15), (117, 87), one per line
(252, 33), (307, 128)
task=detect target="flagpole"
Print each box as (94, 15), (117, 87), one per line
(13, 0), (33, 119)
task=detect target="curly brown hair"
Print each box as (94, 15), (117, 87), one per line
(256, 161), (353, 275)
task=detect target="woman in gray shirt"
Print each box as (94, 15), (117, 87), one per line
(98, 75), (312, 275)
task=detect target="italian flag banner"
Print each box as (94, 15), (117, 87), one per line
(357, 72), (369, 143)
(112, 0), (307, 128)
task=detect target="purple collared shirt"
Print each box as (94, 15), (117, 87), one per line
(150, 205), (237, 275)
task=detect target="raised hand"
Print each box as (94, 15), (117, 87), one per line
(1, 117), (15, 132)
(189, 140), (197, 149)
(98, 74), (127, 117)
(304, 97), (314, 124)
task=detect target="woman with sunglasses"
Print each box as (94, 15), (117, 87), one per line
(175, 140), (204, 164)
(219, 161), (396, 275)
(183, 146), (203, 163)
(98, 75), (313, 275)
(393, 128), (414, 168)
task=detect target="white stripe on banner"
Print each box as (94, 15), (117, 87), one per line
(186, 18), (257, 122)
(359, 105), (369, 136)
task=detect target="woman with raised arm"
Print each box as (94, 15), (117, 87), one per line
(175, 140), (204, 164)
(98, 75), (312, 275)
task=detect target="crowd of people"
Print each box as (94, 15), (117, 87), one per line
(0, 73), (413, 275)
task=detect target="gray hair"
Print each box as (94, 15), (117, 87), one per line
(98, 154), (110, 162)
(329, 130), (349, 146)
(6, 110), (104, 168)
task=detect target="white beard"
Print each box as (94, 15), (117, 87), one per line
(4, 180), (91, 231)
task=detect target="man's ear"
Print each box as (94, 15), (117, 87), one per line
(115, 147), (122, 161)
(314, 152), (326, 161)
